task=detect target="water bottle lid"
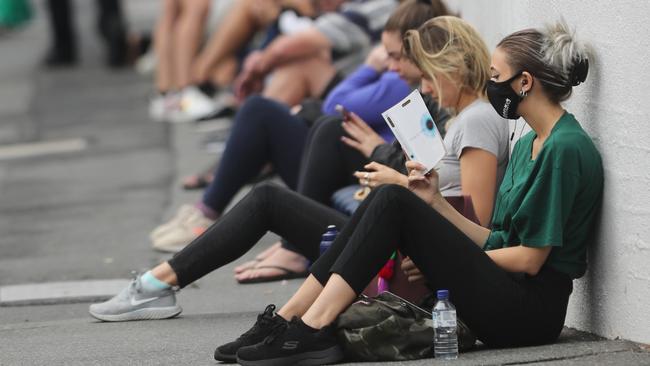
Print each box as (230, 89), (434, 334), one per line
(436, 289), (449, 300)
(321, 225), (338, 241)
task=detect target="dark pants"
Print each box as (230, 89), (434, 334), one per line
(47, 0), (125, 63)
(296, 115), (368, 205)
(170, 183), (347, 287)
(279, 116), (368, 251)
(310, 184), (573, 348)
(47, 0), (76, 58)
(202, 96), (310, 214)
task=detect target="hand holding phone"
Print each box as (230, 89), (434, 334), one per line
(335, 104), (352, 120)
(340, 109), (387, 159)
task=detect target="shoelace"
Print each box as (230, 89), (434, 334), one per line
(238, 305), (276, 340)
(127, 271), (143, 296)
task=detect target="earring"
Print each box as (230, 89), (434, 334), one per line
(519, 89), (528, 98)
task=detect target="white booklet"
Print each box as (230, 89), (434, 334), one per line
(381, 89), (446, 173)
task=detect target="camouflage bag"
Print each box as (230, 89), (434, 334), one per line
(335, 292), (476, 361)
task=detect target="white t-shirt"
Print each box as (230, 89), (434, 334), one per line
(436, 100), (510, 197)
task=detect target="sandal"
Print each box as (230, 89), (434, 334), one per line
(236, 265), (309, 284)
(182, 166), (215, 190)
(233, 242), (283, 274)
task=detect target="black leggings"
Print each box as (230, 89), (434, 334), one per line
(169, 183), (347, 287)
(296, 115), (368, 205)
(310, 184), (573, 348)
(280, 116), (368, 252)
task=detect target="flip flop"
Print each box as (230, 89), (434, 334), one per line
(234, 259), (261, 274)
(236, 265), (309, 284)
(183, 170), (214, 191)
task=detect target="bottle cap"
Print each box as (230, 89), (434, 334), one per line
(321, 225), (338, 241)
(436, 289), (449, 300)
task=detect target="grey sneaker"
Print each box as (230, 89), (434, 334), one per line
(89, 276), (182, 322)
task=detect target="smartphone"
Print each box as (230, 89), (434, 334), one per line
(360, 291), (431, 317)
(335, 104), (352, 120)
(382, 291), (431, 317)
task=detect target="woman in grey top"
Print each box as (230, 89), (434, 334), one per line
(344, 20), (510, 226)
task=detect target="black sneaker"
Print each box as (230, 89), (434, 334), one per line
(236, 316), (344, 366)
(214, 305), (284, 362)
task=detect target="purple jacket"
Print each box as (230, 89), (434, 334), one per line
(323, 65), (411, 142)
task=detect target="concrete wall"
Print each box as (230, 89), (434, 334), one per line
(444, 0), (650, 344)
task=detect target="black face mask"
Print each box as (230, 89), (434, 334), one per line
(486, 72), (523, 119)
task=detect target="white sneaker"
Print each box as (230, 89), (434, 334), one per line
(170, 86), (220, 123)
(149, 204), (196, 242)
(135, 51), (157, 76)
(151, 205), (215, 253)
(149, 92), (181, 122)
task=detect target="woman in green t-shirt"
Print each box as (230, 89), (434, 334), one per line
(227, 19), (604, 365)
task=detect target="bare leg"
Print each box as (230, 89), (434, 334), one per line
(150, 262), (179, 286)
(301, 274), (356, 329)
(210, 56), (239, 87)
(193, 0), (280, 83)
(262, 55), (337, 105)
(154, 0), (179, 91)
(174, 0), (210, 89)
(276, 275), (325, 320)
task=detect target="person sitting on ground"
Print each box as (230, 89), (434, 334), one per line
(234, 0), (460, 283)
(155, 0), (323, 123)
(181, 0), (448, 190)
(89, 16), (513, 348)
(224, 18), (602, 366)
(233, 0), (398, 108)
(149, 0), (451, 254)
(148, 0), (212, 122)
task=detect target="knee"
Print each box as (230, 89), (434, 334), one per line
(250, 182), (284, 204)
(369, 184), (413, 204)
(238, 95), (285, 121)
(312, 115), (344, 140)
(180, 0), (210, 16)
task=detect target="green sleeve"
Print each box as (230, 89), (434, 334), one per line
(511, 150), (580, 248)
(484, 231), (503, 251)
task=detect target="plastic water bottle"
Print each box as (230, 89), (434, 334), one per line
(432, 289), (458, 360)
(319, 225), (338, 256)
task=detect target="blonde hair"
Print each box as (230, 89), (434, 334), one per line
(403, 16), (491, 105)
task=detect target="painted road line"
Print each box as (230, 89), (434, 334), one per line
(0, 279), (130, 306)
(0, 138), (88, 161)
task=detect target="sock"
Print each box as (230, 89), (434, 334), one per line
(140, 271), (171, 291)
(195, 201), (219, 220)
(197, 81), (218, 97)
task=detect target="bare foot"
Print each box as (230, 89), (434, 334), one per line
(235, 247), (309, 283)
(233, 241), (283, 274)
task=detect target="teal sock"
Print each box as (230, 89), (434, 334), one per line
(140, 271), (171, 291)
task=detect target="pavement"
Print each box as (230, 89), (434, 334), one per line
(0, 1), (649, 365)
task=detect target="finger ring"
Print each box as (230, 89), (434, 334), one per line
(364, 172), (370, 179)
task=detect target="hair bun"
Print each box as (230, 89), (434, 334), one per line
(570, 57), (589, 86)
(541, 19), (588, 87)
